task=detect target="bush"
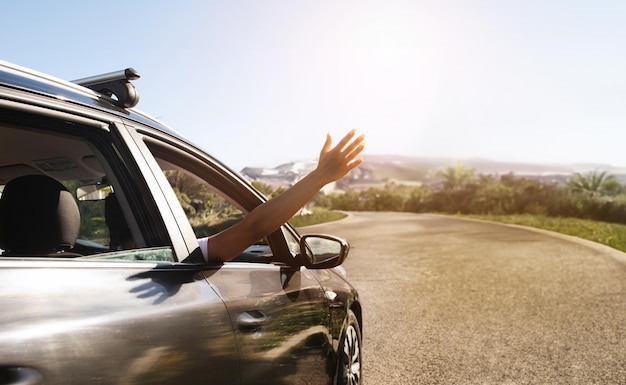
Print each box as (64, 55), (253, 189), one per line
(313, 167), (626, 226)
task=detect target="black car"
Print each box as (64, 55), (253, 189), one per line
(0, 61), (362, 385)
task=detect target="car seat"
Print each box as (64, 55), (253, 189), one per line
(0, 175), (80, 256)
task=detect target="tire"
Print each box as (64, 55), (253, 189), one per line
(336, 309), (362, 385)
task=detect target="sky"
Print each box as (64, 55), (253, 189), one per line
(2, 0), (626, 171)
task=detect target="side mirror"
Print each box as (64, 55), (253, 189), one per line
(76, 183), (113, 201)
(299, 234), (349, 269)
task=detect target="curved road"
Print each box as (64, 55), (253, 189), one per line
(300, 212), (626, 384)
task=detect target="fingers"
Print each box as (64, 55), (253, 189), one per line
(345, 142), (365, 169)
(328, 129), (364, 155)
(344, 133), (365, 158)
(317, 129), (365, 178)
(347, 156), (364, 170)
(337, 132), (365, 168)
(335, 129), (358, 151)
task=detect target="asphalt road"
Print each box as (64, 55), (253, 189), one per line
(300, 212), (626, 384)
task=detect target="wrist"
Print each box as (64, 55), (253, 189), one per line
(305, 168), (330, 190)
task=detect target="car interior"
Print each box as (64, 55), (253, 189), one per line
(0, 118), (272, 263)
(0, 121), (135, 257)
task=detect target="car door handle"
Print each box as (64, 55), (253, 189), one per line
(0, 367), (43, 385)
(237, 310), (267, 332)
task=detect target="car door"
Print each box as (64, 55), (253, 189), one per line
(0, 106), (240, 384)
(137, 132), (335, 384)
(204, 258), (332, 385)
(0, 259), (238, 385)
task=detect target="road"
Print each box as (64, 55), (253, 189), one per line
(300, 212), (626, 384)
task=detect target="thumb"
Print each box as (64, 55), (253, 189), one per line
(320, 132), (332, 155)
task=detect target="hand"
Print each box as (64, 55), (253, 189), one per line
(314, 129), (365, 183)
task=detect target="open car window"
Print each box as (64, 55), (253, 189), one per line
(163, 168), (244, 239)
(143, 138), (275, 263)
(0, 112), (174, 262)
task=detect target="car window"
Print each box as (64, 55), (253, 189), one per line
(142, 137), (275, 262)
(163, 169), (244, 238)
(0, 113), (174, 262)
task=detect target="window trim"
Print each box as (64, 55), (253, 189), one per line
(112, 122), (202, 262)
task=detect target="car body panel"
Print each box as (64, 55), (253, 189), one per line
(0, 259), (238, 384)
(204, 263), (332, 384)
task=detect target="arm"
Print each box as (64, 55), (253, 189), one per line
(205, 129), (365, 262)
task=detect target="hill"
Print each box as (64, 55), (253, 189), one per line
(240, 154), (626, 190)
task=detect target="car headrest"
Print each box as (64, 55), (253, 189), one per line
(0, 175), (80, 255)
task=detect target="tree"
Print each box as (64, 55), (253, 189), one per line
(251, 181), (275, 197)
(566, 170), (622, 197)
(324, 189), (363, 211)
(471, 175), (514, 214)
(429, 163), (478, 213)
(404, 186), (432, 213)
(360, 183), (407, 211)
(436, 162), (476, 190)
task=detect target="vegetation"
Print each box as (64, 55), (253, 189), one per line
(165, 170), (244, 237)
(308, 165), (626, 252)
(288, 207), (347, 227)
(315, 165), (626, 221)
(463, 214), (626, 252)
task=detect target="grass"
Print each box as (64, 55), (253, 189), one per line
(463, 214), (626, 253)
(288, 207), (347, 228)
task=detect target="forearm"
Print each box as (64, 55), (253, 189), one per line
(206, 170), (327, 262)
(244, 169), (327, 239)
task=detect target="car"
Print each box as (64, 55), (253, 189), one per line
(0, 60), (362, 385)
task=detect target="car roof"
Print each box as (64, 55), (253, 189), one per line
(0, 60), (186, 141)
(0, 60), (250, 194)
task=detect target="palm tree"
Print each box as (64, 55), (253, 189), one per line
(566, 170), (622, 197)
(436, 162), (476, 190)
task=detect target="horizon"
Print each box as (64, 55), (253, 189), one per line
(3, 1), (626, 171)
(243, 152), (626, 174)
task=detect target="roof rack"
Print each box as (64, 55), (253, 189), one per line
(72, 68), (140, 108)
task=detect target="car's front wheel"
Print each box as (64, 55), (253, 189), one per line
(337, 309), (362, 385)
